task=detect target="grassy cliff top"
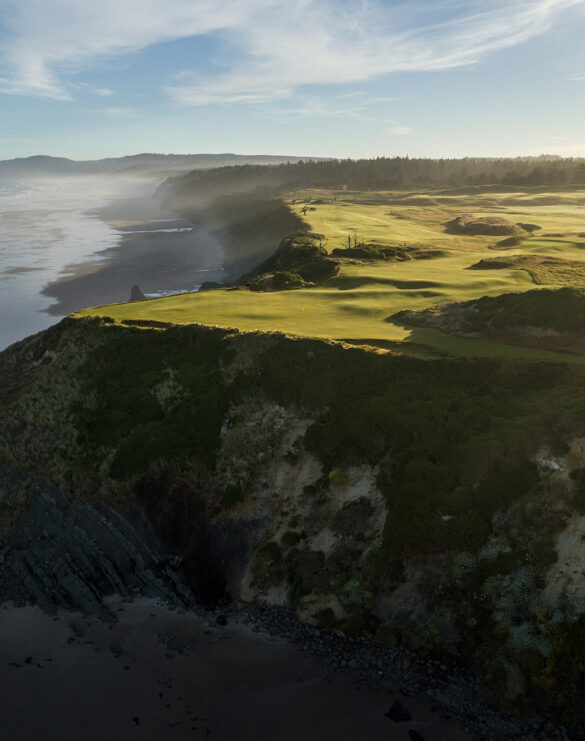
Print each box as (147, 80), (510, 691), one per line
(78, 186), (585, 363)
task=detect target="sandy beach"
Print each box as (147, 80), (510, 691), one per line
(41, 192), (226, 317)
(0, 597), (471, 741)
(0, 177), (227, 350)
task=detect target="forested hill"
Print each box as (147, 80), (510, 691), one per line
(161, 155), (585, 202)
(0, 153), (318, 178)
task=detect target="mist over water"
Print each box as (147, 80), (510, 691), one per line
(0, 176), (223, 351)
(0, 177), (136, 349)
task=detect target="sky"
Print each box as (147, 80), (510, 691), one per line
(1, 0), (585, 161)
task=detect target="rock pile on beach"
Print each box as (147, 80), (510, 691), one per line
(216, 603), (582, 741)
(0, 484), (581, 739)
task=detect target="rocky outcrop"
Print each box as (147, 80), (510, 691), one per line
(0, 478), (194, 619)
(129, 284), (146, 302)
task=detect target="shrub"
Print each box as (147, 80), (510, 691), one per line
(328, 468), (347, 487)
(221, 484), (243, 508)
(252, 541), (283, 587)
(376, 621), (401, 647)
(314, 607), (338, 628)
(281, 530), (302, 547)
(271, 271), (304, 289)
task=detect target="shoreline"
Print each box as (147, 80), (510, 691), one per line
(41, 192), (226, 316)
(0, 596), (471, 741)
(1, 595), (574, 739)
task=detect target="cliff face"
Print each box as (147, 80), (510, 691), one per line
(158, 174), (308, 283)
(2, 317), (585, 723)
(0, 480), (194, 619)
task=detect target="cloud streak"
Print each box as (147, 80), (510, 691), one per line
(0, 0), (277, 98)
(86, 106), (140, 118)
(167, 0), (585, 105)
(0, 0), (583, 103)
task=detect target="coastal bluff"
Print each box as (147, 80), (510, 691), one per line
(2, 316), (585, 734)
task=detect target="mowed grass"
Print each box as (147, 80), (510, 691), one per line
(291, 188), (585, 253)
(78, 187), (585, 362)
(291, 190), (479, 251)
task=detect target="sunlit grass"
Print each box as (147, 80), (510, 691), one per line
(78, 187), (585, 362)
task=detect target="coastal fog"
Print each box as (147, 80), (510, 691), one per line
(0, 173), (225, 351)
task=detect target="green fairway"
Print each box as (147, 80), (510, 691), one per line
(290, 188), (585, 251)
(78, 187), (585, 362)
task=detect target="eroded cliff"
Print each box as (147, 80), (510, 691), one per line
(2, 317), (585, 725)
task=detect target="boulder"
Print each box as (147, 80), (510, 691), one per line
(129, 284), (146, 302)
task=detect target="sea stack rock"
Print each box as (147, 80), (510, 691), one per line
(129, 284), (146, 302)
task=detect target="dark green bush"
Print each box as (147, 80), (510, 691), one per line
(281, 530), (302, 547)
(221, 484), (243, 508)
(271, 271), (304, 289)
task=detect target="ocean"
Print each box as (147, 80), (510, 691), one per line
(0, 177), (131, 350)
(0, 177), (224, 351)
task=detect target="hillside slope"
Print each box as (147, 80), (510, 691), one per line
(2, 317), (585, 728)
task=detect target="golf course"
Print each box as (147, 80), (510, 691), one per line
(78, 185), (585, 362)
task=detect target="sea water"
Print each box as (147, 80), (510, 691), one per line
(0, 177), (133, 350)
(0, 176), (222, 351)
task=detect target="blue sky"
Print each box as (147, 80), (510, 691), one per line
(1, 0), (584, 160)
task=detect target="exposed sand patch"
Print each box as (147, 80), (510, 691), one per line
(236, 415), (387, 607)
(534, 435), (585, 487)
(307, 526), (340, 557)
(544, 514), (585, 604)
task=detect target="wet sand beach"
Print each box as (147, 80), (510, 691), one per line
(42, 194), (226, 316)
(0, 177), (226, 350)
(0, 598), (470, 741)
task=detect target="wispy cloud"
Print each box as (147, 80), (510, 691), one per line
(86, 106), (140, 118)
(0, 0), (276, 98)
(267, 93), (396, 121)
(0, 0), (583, 103)
(94, 88), (114, 97)
(388, 126), (412, 135)
(167, 0), (585, 105)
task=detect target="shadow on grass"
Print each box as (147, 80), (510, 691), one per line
(329, 275), (441, 291)
(386, 318), (585, 364)
(337, 337), (445, 358)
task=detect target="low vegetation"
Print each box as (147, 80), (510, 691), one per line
(3, 317), (585, 724)
(471, 254), (585, 285)
(394, 287), (585, 354)
(243, 232), (445, 292)
(244, 232), (339, 291)
(444, 215), (528, 236)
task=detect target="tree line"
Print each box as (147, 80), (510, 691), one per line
(162, 155), (585, 204)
